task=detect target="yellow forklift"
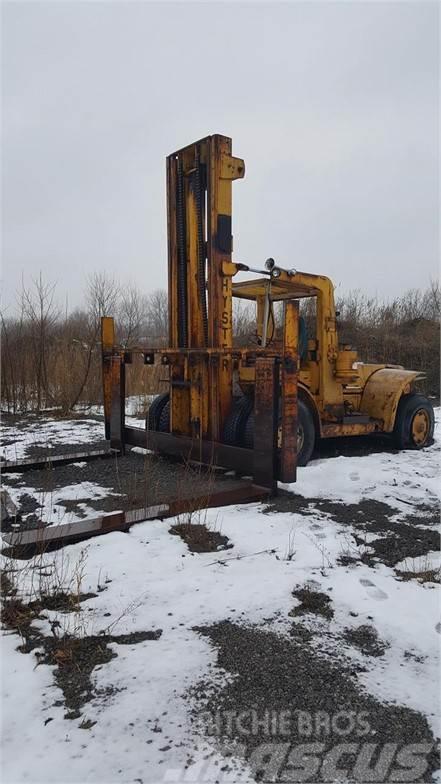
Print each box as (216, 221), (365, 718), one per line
(101, 134), (434, 491)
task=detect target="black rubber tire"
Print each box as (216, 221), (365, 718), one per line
(243, 413), (254, 450)
(393, 393), (434, 449)
(146, 393), (169, 431)
(296, 400), (316, 466)
(243, 399), (316, 467)
(222, 395), (253, 445)
(158, 400), (170, 432)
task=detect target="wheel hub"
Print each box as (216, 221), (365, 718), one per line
(411, 409), (430, 446)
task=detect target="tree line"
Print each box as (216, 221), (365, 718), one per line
(1, 273), (439, 414)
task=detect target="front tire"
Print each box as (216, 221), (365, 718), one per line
(393, 393), (434, 449)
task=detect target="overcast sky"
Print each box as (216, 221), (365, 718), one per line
(2, 1), (439, 313)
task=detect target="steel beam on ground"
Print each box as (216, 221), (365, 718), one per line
(2, 482), (270, 559)
(1, 449), (116, 473)
(130, 426), (261, 476)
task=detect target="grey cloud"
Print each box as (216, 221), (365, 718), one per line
(2, 1), (438, 311)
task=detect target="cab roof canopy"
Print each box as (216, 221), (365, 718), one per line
(232, 277), (320, 302)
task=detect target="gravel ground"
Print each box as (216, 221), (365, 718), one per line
(265, 493), (440, 568)
(343, 624), (388, 657)
(2, 449), (247, 529)
(0, 412), (107, 461)
(1, 412), (252, 529)
(192, 620), (439, 782)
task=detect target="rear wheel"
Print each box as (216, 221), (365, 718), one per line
(243, 399), (316, 467)
(158, 400), (170, 432)
(222, 395), (253, 445)
(393, 393), (434, 449)
(146, 393), (169, 431)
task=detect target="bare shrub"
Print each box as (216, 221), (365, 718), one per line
(2, 276), (439, 413)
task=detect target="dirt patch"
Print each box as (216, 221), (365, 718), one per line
(312, 433), (398, 461)
(290, 586), (334, 620)
(13, 492), (42, 527)
(288, 623), (313, 643)
(29, 591), (97, 613)
(395, 567), (441, 585)
(265, 493), (440, 567)
(344, 624), (388, 657)
(169, 522), (232, 553)
(264, 494), (439, 533)
(110, 630), (162, 644)
(57, 498), (92, 518)
(263, 494), (397, 529)
(364, 526), (440, 567)
(1, 596), (37, 635)
(1, 585), (162, 720)
(24, 439), (108, 460)
(0, 412), (106, 461)
(2, 448), (246, 530)
(192, 621), (438, 782)
(25, 630), (163, 719)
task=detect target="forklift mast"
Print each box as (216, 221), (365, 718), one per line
(102, 133), (300, 491)
(166, 135), (245, 441)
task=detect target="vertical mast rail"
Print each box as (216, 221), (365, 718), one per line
(280, 300), (299, 483)
(101, 316), (115, 440)
(253, 356), (279, 491)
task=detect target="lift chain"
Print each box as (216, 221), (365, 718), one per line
(194, 145), (208, 346)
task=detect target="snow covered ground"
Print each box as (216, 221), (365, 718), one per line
(0, 415), (106, 463)
(1, 411), (440, 783)
(0, 396), (150, 463)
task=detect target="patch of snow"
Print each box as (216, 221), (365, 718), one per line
(281, 408), (441, 515)
(0, 416), (105, 461)
(4, 481), (122, 526)
(1, 409), (439, 782)
(394, 551), (441, 572)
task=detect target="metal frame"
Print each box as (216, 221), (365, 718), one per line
(101, 134), (300, 492)
(3, 482), (271, 558)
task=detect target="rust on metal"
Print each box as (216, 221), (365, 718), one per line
(321, 422), (378, 438)
(2, 482), (270, 559)
(280, 300), (299, 483)
(110, 354), (126, 453)
(101, 316), (115, 440)
(1, 449), (115, 474)
(99, 134), (431, 493)
(140, 427), (254, 474)
(253, 357), (279, 491)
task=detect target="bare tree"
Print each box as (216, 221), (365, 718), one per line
(1, 278), (439, 412)
(145, 289), (168, 342)
(86, 271), (120, 325)
(21, 274), (59, 410)
(233, 298), (255, 345)
(118, 285), (148, 347)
